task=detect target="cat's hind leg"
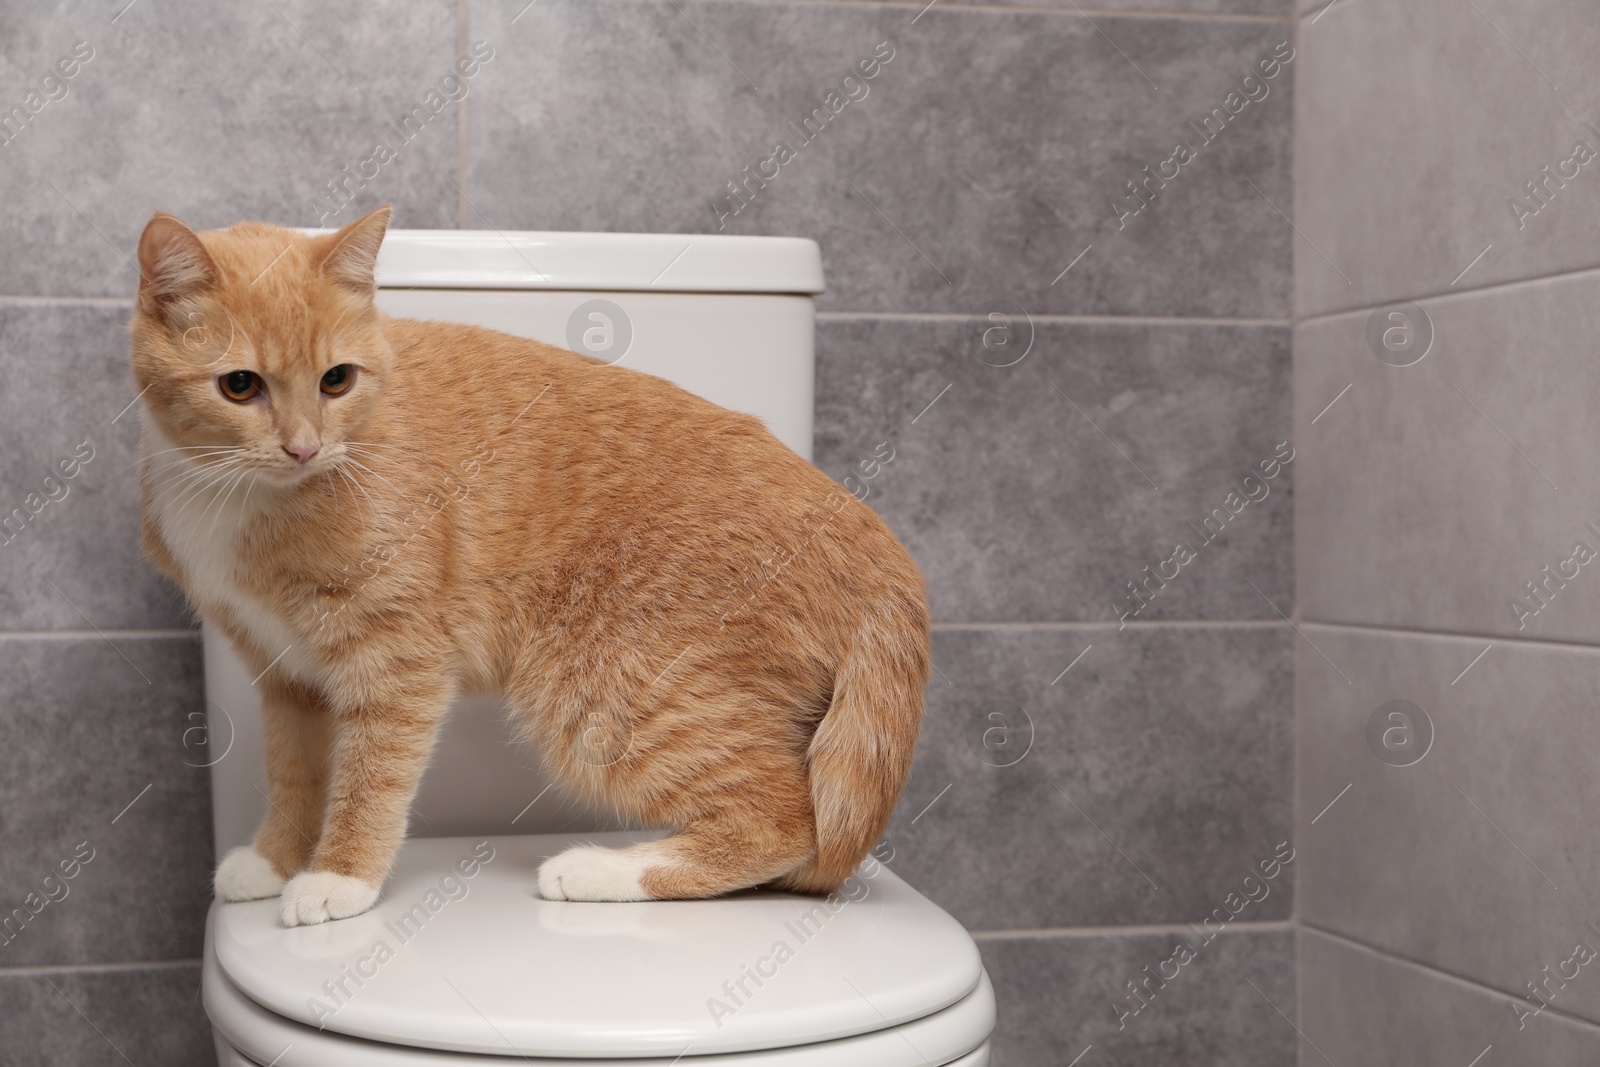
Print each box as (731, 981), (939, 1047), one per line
(537, 761), (817, 902)
(537, 820), (815, 902)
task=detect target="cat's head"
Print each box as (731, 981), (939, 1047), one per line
(129, 205), (394, 489)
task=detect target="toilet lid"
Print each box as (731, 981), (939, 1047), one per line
(212, 832), (984, 1059)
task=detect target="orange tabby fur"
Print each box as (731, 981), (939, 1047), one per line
(129, 206), (929, 924)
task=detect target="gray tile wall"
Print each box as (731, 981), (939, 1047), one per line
(1298, 929), (1600, 1066)
(1293, 0), (1600, 1059)
(981, 929), (1295, 1065)
(0, 0), (1294, 1062)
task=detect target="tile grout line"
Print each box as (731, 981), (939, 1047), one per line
(1297, 259), (1600, 327)
(1301, 924), (1600, 1034)
(973, 918), (1294, 940)
(631, 0), (1292, 25)
(0, 959), (201, 978)
(0, 296), (134, 306)
(0, 629), (198, 640)
(817, 310), (1290, 326)
(458, 0), (471, 230)
(1301, 617), (1600, 655)
(929, 619), (1289, 630)
(1288, 0), (1304, 963)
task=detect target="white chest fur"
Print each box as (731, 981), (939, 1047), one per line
(143, 415), (324, 686)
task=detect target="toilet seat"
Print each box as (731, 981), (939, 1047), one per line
(205, 833), (994, 1065)
(205, 945), (993, 1066)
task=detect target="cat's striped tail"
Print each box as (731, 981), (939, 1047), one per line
(779, 593), (929, 893)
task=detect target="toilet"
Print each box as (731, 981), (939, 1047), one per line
(198, 229), (996, 1066)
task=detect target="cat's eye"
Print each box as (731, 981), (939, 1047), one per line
(321, 364), (355, 396)
(218, 370), (261, 403)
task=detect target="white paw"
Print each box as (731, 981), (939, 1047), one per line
(280, 870), (380, 926)
(215, 847), (286, 902)
(538, 845), (652, 902)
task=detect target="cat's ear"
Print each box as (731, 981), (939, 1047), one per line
(136, 212), (218, 314)
(317, 204), (391, 293)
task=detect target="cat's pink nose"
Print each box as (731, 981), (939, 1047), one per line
(283, 441), (320, 464)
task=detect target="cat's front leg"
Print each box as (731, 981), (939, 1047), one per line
(279, 671), (452, 927)
(215, 676), (333, 902)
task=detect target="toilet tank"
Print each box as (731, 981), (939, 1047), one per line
(204, 230), (826, 856)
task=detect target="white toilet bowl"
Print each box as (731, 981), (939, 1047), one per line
(194, 230), (995, 1064)
(204, 833), (994, 1066)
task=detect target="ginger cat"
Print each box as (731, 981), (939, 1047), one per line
(129, 206), (929, 926)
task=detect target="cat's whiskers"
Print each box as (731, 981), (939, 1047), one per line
(343, 440), (428, 463)
(134, 443), (246, 462)
(205, 466), (256, 540)
(156, 452), (248, 496)
(328, 464), (361, 514)
(161, 456), (252, 514)
(333, 461), (381, 515)
(324, 464), (351, 513)
(342, 441), (432, 470)
(156, 455), (243, 503)
(146, 443), (246, 455)
(124, 444), (247, 475)
(339, 455), (414, 507)
(238, 471), (259, 517)
(340, 466), (371, 515)
(195, 467), (242, 535)
(344, 441), (444, 483)
(147, 447), (249, 476)
(165, 466), (245, 519)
